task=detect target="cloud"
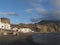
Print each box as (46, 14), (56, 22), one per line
(25, 0), (48, 14)
(35, 7), (48, 14)
(51, 0), (60, 7)
(25, 0), (49, 22)
(32, 0), (60, 20)
(31, 17), (42, 23)
(32, 3), (43, 7)
(38, 0), (42, 2)
(25, 9), (33, 13)
(32, 0), (43, 3)
(0, 12), (19, 16)
(44, 0), (60, 20)
(31, 0), (60, 21)
(32, 0), (48, 14)
(25, 7), (48, 15)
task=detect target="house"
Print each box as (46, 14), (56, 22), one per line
(18, 28), (34, 33)
(12, 27), (18, 31)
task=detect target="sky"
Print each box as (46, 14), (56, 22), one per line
(0, 0), (60, 24)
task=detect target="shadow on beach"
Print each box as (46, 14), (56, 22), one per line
(0, 33), (60, 45)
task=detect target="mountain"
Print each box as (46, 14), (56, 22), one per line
(38, 20), (60, 24)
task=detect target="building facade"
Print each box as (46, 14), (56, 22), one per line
(0, 18), (11, 29)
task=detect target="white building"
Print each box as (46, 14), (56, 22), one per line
(18, 28), (34, 33)
(12, 27), (18, 31)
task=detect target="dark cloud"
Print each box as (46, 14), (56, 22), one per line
(38, 0), (60, 20)
(26, 0), (60, 22)
(44, 0), (60, 20)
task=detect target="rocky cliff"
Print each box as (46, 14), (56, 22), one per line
(36, 20), (60, 33)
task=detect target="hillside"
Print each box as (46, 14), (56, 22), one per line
(11, 20), (60, 33)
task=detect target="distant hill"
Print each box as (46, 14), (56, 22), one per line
(38, 20), (60, 24)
